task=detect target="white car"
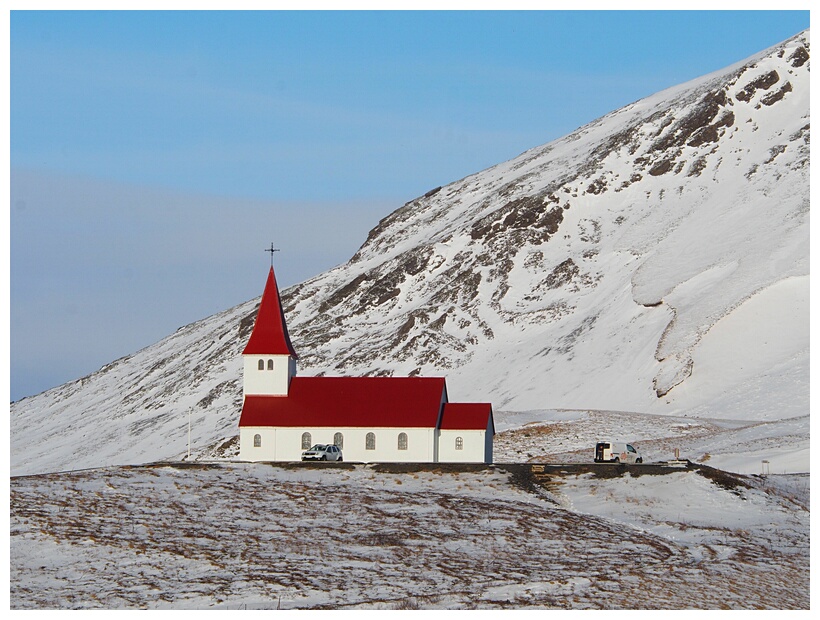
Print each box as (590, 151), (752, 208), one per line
(301, 444), (343, 462)
(594, 441), (643, 464)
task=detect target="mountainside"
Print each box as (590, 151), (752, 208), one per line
(10, 31), (810, 476)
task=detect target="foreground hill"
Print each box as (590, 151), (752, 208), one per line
(10, 462), (809, 609)
(10, 31), (810, 476)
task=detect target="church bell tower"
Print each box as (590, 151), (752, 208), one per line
(242, 257), (298, 397)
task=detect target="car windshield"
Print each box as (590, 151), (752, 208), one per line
(308, 445), (325, 451)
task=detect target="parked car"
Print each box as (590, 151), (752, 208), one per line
(594, 441), (642, 464)
(301, 444), (343, 462)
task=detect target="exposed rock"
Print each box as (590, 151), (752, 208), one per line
(471, 195), (565, 245)
(543, 259), (580, 289)
(735, 70), (780, 102)
(789, 44), (809, 67)
(760, 81), (792, 106)
(651, 90), (730, 153)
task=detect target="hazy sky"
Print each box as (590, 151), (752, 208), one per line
(8, 9), (811, 401)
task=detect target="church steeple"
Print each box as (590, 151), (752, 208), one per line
(242, 265), (298, 358)
(242, 262), (297, 397)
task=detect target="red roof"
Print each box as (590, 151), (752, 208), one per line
(440, 403), (495, 433)
(242, 266), (298, 357)
(240, 376), (447, 428)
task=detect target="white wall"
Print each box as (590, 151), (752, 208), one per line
(239, 427), (278, 462)
(437, 428), (490, 463)
(241, 420), (493, 464)
(242, 355), (295, 396)
(240, 426), (438, 463)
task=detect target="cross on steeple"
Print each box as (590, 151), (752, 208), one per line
(265, 242), (280, 268)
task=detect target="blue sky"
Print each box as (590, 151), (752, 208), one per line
(8, 10), (811, 401)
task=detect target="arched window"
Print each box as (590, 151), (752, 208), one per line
(258, 359), (265, 371)
(253, 434), (262, 448)
(334, 432), (344, 449)
(267, 359), (274, 370)
(398, 432), (408, 450)
(455, 436), (464, 450)
(301, 432), (312, 450)
(366, 432), (376, 450)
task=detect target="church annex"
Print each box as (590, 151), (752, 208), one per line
(238, 264), (495, 463)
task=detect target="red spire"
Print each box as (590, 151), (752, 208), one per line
(242, 266), (298, 357)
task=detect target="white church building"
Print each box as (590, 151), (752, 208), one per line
(238, 264), (495, 463)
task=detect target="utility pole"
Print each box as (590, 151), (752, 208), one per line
(187, 408), (191, 460)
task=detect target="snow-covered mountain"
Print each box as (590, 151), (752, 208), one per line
(10, 31), (810, 477)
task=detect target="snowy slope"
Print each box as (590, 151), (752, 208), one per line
(10, 462), (809, 609)
(10, 31), (810, 477)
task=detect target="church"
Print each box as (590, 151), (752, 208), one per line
(238, 263), (495, 464)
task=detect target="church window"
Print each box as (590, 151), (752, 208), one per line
(334, 432), (344, 449)
(397, 432), (408, 450)
(366, 432), (376, 450)
(301, 432), (312, 450)
(455, 437), (464, 450)
(253, 434), (262, 448)
(267, 359), (274, 370)
(258, 359), (265, 370)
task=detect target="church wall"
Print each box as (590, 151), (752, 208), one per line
(437, 429), (490, 463)
(239, 427), (278, 461)
(240, 426), (438, 463)
(241, 425), (492, 463)
(484, 423), (494, 463)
